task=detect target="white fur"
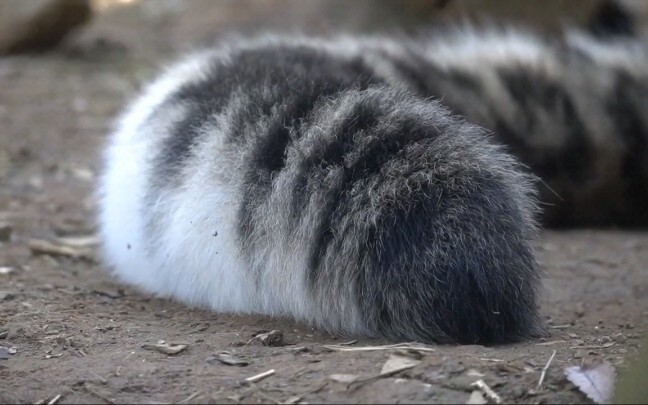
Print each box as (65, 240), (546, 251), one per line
(98, 50), (260, 313)
(421, 27), (555, 72)
(98, 48), (341, 323)
(566, 29), (648, 73)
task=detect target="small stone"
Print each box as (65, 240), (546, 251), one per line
(0, 346), (16, 359)
(252, 330), (284, 347)
(141, 341), (187, 355)
(0, 0), (93, 55)
(0, 223), (12, 242)
(0, 291), (15, 301)
(467, 390), (488, 404)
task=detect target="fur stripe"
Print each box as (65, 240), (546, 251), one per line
(496, 68), (592, 182)
(226, 46), (383, 246)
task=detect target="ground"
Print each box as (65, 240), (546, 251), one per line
(0, 1), (646, 404)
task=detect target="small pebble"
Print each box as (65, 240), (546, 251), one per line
(0, 223), (12, 242)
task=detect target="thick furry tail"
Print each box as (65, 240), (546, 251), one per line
(99, 40), (546, 345)
(268, 87), (546, 344)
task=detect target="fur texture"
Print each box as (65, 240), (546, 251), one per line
(98, 18), (647, 344)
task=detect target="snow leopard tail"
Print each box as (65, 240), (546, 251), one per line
(99, 41), (544, 344)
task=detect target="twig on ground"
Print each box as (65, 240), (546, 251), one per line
(471, 380), (502, 404)
(536, 340), (566, 346)
(324, 342), (435, 353)
(178, 392), (201, 403)
(246, 369), (275, 383)
(537, 350), (557, 391)
(46, 394), (62, 405)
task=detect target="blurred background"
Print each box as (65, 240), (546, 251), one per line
(1, 0), (647, 59)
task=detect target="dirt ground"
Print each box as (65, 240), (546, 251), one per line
(1, 1), (646, 404)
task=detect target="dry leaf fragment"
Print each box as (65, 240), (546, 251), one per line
(28, 238), (94, 261)
(329, 374), (359, 383)
(380, 352), (422, 374)
(565, 361), (615, 404)
(56, 234), (99, 247)
(467, 390), (488, 404)
(467, 369), (485, 378)
(141, 341), (187, 355)
(209, 351), (249, 366)
(344, 349), (425, 391)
